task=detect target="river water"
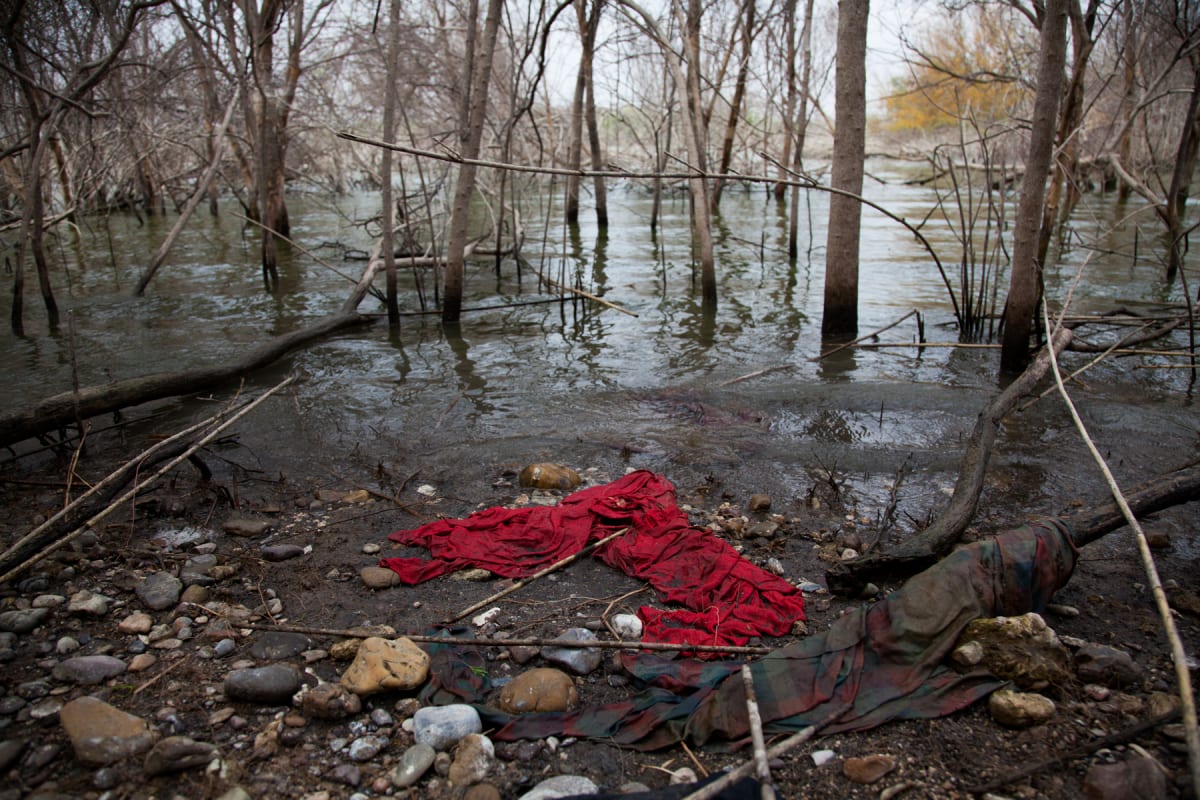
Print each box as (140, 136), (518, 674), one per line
(2, 160), (1197, 532)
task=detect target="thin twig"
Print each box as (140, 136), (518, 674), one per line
(812, 310), (918, 361)
(966, 709), (1181, 794)
(236, 621), (775, 656)
(1042, 304), (1200, 796)
(680, 709), (845, 800)
(0, 377), (295, 584)
(719, 364), (793, 387)
(132, 654), (190, 696)
(0, 408), (232, 571)
(444, 528), (631, 623)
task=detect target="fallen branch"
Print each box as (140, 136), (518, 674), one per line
(0, 378), (295, 584)
(965, 709), (1180, 794)
(444, 527), (631, 623)
(235, 622), (774, 656)
(812, 310), (919, 361)
(1042, 306), (1200, 794)
(0, 313), (370, 449)
(680, 711), (842, 800)
(826, 327), (1073, 594)
(0, 406), (230, 576)
(741, 665), (776, 800)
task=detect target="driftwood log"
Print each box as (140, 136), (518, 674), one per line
(823, 327), (1200, 595)
(0, 313), (371, 449)
(826, 328), (1073, 594)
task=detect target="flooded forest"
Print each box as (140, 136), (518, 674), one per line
(2, 0), (1200, 799)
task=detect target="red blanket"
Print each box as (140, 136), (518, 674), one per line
(381, 470), (805, 651)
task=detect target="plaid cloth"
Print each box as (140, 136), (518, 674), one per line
(421, 520), (1076, 750)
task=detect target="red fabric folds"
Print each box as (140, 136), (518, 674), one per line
(381, 470), (805, 651)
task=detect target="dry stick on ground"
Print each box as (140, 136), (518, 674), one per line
(0, 377), (295, 584)
(679, 711), (845, 800)
(965, 709), (1180, 794)
(826, 327), (1074, 595)
(0, 405), (234, 575)
(1042, 307), (1200, 797)
(740, 665), (777, 800)
(443, 527), (631, 623)
(235, 622), (774, 656)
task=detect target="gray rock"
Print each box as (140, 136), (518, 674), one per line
(29, 696), (66, 721)
(328, 763), (361, 787)
(1082, 755), (1168, 800)
(214, 639), (237, 658)
(541, 628), (603, 675)
(0, 697), (27, 715)
(224, 665), (301, 705)
(260, 544), (305, 562)
(347, 735), (388, 762)
(0, 739), (26, 772)
(516, 775), (599, 800)
(52, 655), (127, 686)
(143, 736), (219, 776)
(249, 631), (312, 661)
(0, 608), (50, 634)
(16, 679), (51, 699)
(31, 594), (66, 609)
(412, 705), (482, 750)
(370, 707), (393, 727)
(1074, 643), (1141, 688)
(56, 636), (80, 654)
(391, 743), (435, 788)
(181, 554), (219, 586)
(93, 766), (121, 790)
(300, 683), (361, 719)
(223, 518), (272, 537)
(136, 572), (183, 611)
(68, 590), (111, 617)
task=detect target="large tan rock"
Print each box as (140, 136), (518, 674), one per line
(60, 696), (157, 765)
(988, 688), (1055, 728)
(957, 613), (1071, 688)
(497, 668), (579, 714)
(518, 463), (581, 490)
(340, 637), (429, 696)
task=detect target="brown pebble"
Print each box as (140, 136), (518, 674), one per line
(843, 754), (896, 784)
(748, 493), (771, 512)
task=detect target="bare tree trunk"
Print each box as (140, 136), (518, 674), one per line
(821, 0), (868, 337)
(443, 0), (504, 323)
(1165, 63), (1200, 284)
(1036, 0), (1096, 268)
(619, 0), (714, 302)
(1000, 0), (1068, 375)
(775, 0), (798, 202)
(135, 88), (240, 296)
(564, 2), (586, 226)
(788, 0), (815, 259)
(711, 0), (757, 211)
(1116, 0), (1137, 203)
(676, 0), (716, 305)
(381, 0), (401, 325)
(581, 0), (607, 227)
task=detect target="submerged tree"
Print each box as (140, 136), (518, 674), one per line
(822, 0), (868, 338)
(1, 0), (164, 335)
(1001, 0), (1068, 375)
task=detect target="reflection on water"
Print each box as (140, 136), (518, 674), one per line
(2, 163), (1196, 524)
